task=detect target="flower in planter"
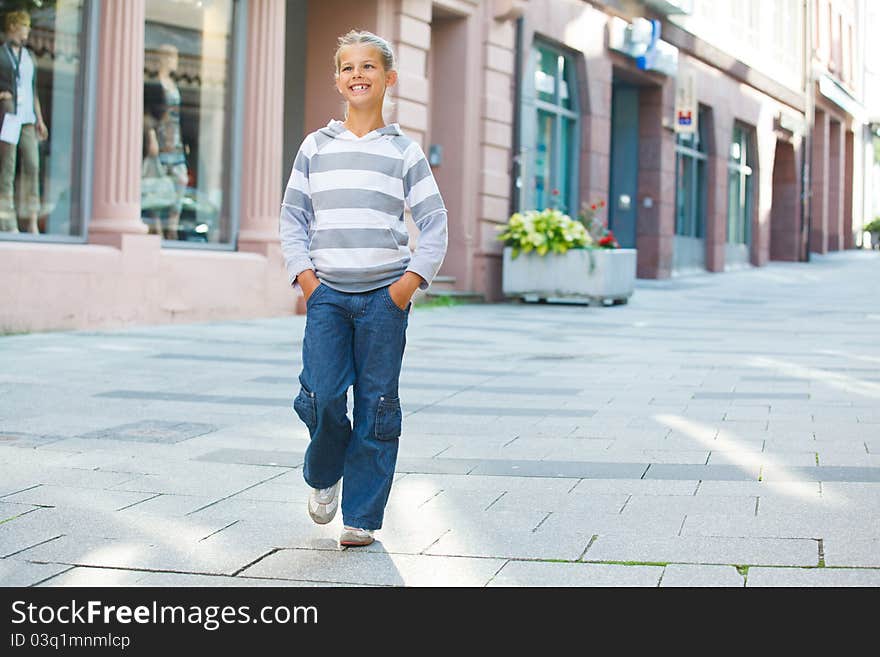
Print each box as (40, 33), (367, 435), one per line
(577, 200), (618, 249)
(496, 208), (591, 258)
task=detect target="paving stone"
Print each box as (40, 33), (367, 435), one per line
(0, 485), (159, 513)
(746, 567), (880, 587)
(110, 469), (288, 498)
(694, 480), (822, 497)
(36, 566), (148, 587)
(583, 535), (819, 566)
(823, 538), (880, 567)
(762, 466), (880, 482)
(680, 512), (878, 540)
(707, 451), (818, 467)
(77, 420), (218, 444)
(425, 519), (591, 561)
(193, 449), (304, 469)
(643, 464), (759, 481)
(4, 505), (238, 544)
(569, 479), (699, 496)
(0, 558), (72, 586)
(470, 460), (648, 479)
(241, 548), (506, 586)
(659, 564), (745, 587)
(623, 495), (758, 518)
(488, 561), (663, 587)
(133, 572), (346, 587)
(485, 491), (629, 515)
(13, 534), (270, 576)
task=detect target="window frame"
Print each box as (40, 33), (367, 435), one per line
(674, 106), (708, 239)
(516, 38), (580, 216)
(144, 0), (247, 252)
(0, 0), (99, 245)
(727, 123), (754, 246)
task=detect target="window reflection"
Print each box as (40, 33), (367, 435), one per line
(142, 0), (234, 244)
(0, 2), (86, 238)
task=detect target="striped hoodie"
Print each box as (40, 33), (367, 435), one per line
(279, 119), (448, 293)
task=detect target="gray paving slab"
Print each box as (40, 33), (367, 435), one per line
(746, 567), (880, 586)
(1, 485), (158, 513)
(36, 566), (150, 587)
(680, 511), (880, 540)
(659, 563), (745, 587)
(241, 548), (506, 586)
(424, 520), (592, 561)
(488, 561), (663, 587)
(485, 491), (630, 515)
(469, 460), (648, 479)
(623, 495), (758, 517)
(12, 534), (271, 576)
(4, 505), (238, 543)
(569, 479), (699, 495)
(583, 535), (819, 566)
(0, 558), (73, 587)
(762, 466), (880, 482)
(642, 464), (759, 480)
(823, 538), (880, 567)
(694, 480), (821, 497)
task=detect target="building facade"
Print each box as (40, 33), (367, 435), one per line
(0, 0), (871, 332)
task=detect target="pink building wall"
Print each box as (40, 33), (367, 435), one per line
(0, 0), (295, 333)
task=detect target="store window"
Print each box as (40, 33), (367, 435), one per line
(0, 1), (92, 240)
(142, 0), (239, 245)
(727, 123), (754, 245)
(674, 106), (708, 239)
(518, 40), (579, 214)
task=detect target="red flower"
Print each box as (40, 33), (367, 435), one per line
(551, 188), (560, 196)
(590, 204), (597, 210)
(599, 201), (605, 208)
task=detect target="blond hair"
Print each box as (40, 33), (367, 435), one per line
(334, 29), (395, 74)
(5, 10), (31, 32)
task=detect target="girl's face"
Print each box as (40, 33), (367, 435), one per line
(335, 44), (397, 110)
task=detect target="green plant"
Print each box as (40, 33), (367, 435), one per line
(864, 217), (880, 233)
(496, 208), (591, 258)
(578, 200), (619, 248)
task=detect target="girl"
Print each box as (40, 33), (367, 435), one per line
(279, 30), (448, 547)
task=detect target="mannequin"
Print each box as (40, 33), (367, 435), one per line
(0, 10), (47, 234)
(143, 44), (188, 240)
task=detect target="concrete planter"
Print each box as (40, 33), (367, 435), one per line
(502, 246), (637, 304)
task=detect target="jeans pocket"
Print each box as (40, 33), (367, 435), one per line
(374, 396), (402, 441)
(383, 286), (410, 315)
(306, 283), (327, 309)
(293, 385), (317, 432)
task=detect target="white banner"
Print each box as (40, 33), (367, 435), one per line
(674, 70), (697, 134)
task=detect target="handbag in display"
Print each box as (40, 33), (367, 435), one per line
(141, 156), (177, 210)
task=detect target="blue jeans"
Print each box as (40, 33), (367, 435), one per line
(293, 283), (410, 530)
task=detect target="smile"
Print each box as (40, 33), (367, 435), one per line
(349, 84), (370, 93)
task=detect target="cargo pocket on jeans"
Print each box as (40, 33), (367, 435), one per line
(293, 385), (317, 432)
(374, 396), (402, 441)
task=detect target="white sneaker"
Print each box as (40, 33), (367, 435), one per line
(340, 526), (374, 547)
(308, 480), (340, 525)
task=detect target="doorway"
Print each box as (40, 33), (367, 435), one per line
(608, 83), (639, 248)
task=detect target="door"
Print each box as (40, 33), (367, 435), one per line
(609, 84), (639, 248)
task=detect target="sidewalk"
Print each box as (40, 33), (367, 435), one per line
(1, 250), (878, 587)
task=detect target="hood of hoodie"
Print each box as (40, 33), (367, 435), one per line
(318, 119), (403, 141)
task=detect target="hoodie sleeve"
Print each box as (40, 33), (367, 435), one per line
(402, 142), (448, 290)
(279, 136), (316, 288)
